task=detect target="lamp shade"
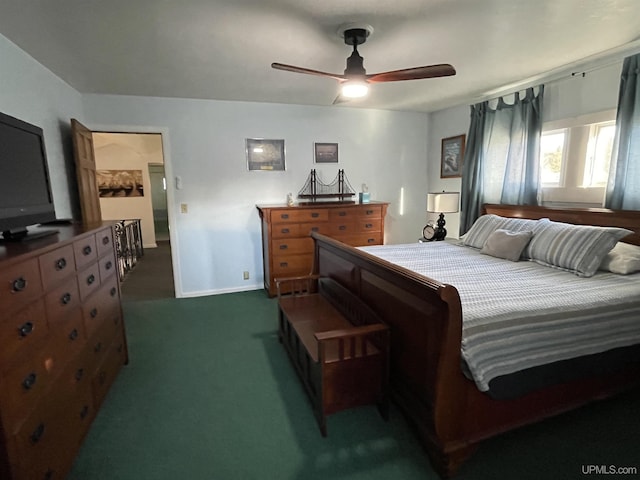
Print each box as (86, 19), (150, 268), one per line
(427, 192), (460, 213)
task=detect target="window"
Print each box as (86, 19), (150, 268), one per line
(540, 129), (567, 186)
(583, 122), (615, 187)
(539, 110), (616, 206)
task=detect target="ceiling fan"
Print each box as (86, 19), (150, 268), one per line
(271, 24), (456, 101)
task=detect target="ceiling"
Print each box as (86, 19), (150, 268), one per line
(1, 0), (640, 113)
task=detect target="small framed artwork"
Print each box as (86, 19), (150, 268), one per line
(441, 134), (465, 178)
(314, 142), (339, 163)
(246, 138), (285, 171)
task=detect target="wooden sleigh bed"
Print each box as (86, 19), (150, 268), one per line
(310, 204), (640, 477)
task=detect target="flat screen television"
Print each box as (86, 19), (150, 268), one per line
(0, 111), (57, 241)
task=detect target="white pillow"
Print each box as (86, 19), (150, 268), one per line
(599, 242), (640, 274)
(462, 214), (544, 250)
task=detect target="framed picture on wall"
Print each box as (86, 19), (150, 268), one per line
(246, 138), (285, 171)
(314, 142), (338, 163)
(441, 134), (465, 178)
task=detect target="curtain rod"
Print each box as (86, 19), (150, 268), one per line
(471, 39), (640, 104)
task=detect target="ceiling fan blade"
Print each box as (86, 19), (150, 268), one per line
(367, 64), (456, 83)
(271, 63), (346, 81)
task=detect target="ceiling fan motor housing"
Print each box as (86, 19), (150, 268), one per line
(343, 28), (369, 46)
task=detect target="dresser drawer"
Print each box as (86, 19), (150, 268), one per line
(44, 277), (80, 326)
(47, 308), (86, 377)
(95, 228), (115, 257)
(271, 254), (313, 277)
(339, 233), (383, 247)
(83, 278), (121, 339)
(0, 258), (43, 314)
(0, 299), (48, 366)
(92, 330), (127, 409)
(271, 208), (328, 224)
(78, 262), (101, 302)
(329, 218), (382, 235)
(98, 250), (117, 281)
(73, 235), (98, 270)
(272, 237), (314, 255)
(329, 205), (382, 221)
(39, 245), (76, 290)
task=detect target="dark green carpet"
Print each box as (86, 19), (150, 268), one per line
(67, 291), (640, 479)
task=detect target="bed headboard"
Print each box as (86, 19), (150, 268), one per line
(482, 204), (640, 246)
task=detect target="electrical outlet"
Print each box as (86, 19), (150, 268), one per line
(180, 203), (188, 214)
(243, 271), (250, 280)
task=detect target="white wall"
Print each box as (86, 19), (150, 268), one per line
(427, 61), (624, 236)
(0, 34), (84, 219)
(83, 95), (430, 297)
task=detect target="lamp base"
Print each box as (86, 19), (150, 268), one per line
(434, 213), (447, 241)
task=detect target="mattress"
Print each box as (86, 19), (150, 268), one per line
(358, 241), (640, 396)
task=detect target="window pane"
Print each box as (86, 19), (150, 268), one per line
(586, 124), (615, 186)
(540, 131), (565, 185)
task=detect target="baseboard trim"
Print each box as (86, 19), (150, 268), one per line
(178, 284), (263, 298)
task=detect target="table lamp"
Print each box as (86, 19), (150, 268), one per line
(426, 192), (460, 241)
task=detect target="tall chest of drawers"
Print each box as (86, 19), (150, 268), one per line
(257, 202), (388, 297)
(0, 223), (128, 480)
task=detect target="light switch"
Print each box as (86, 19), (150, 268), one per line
(180, 203), (188, 214)
(175, 176), (183, 190)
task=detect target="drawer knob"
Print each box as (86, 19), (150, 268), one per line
(105, 261), (113, 270)
(311, 212), (319, 218)
(281, 228), (290, 234)
(279, 262), (288, 268)
(83, 245), (92, 255)
(30, 423), (45, 444)
(69, 328), (79, 341)
(19, 321), (34, 337)
(365, 223), (373, 228)
(55, 257), (67, 270)
(102, 236), (110, 245)
(311, 227), (319, 232)
(110, 287), (117, 296)
(366, 210), (374, 215)
(339, 212), (346, 216)
(22, 372), (37, 390)
(12, 277), (27, 292)
(367, 238), (375, 243)
(61, 292), (72, 305)
(279, 244), (288, 250)
(280, 214), (289, 219)
(90, 308), (98, 318)
(339, 225), (346, 231)
(87, 274), (96, 285)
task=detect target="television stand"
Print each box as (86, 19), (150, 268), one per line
(1, 227), (59, 242)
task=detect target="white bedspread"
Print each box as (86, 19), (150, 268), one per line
(358, 241), (640, 392)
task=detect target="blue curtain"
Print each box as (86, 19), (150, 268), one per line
(605, 53), (640, 210)
(460, 86), (544, 233)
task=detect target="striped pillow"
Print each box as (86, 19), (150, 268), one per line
(527, 219), (633, 277)
(462, 214), (544, 251)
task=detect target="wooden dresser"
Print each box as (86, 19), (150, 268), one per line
(257, 202), (388, 296)
(0, 223), (128, 480)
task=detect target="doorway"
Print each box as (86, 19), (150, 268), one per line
(91, 131), (175, 299)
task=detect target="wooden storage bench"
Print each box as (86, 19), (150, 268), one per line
(276, 275), (390, 436)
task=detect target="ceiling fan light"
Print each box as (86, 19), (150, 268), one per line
(341, 81), (368, 98)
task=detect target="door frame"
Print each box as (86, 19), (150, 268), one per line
(87, 123), (182, 298)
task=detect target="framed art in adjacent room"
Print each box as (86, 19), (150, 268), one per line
(441, 134), (465, 178)
(246, 138), (285, 171)
(314, 142), (339, 163)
